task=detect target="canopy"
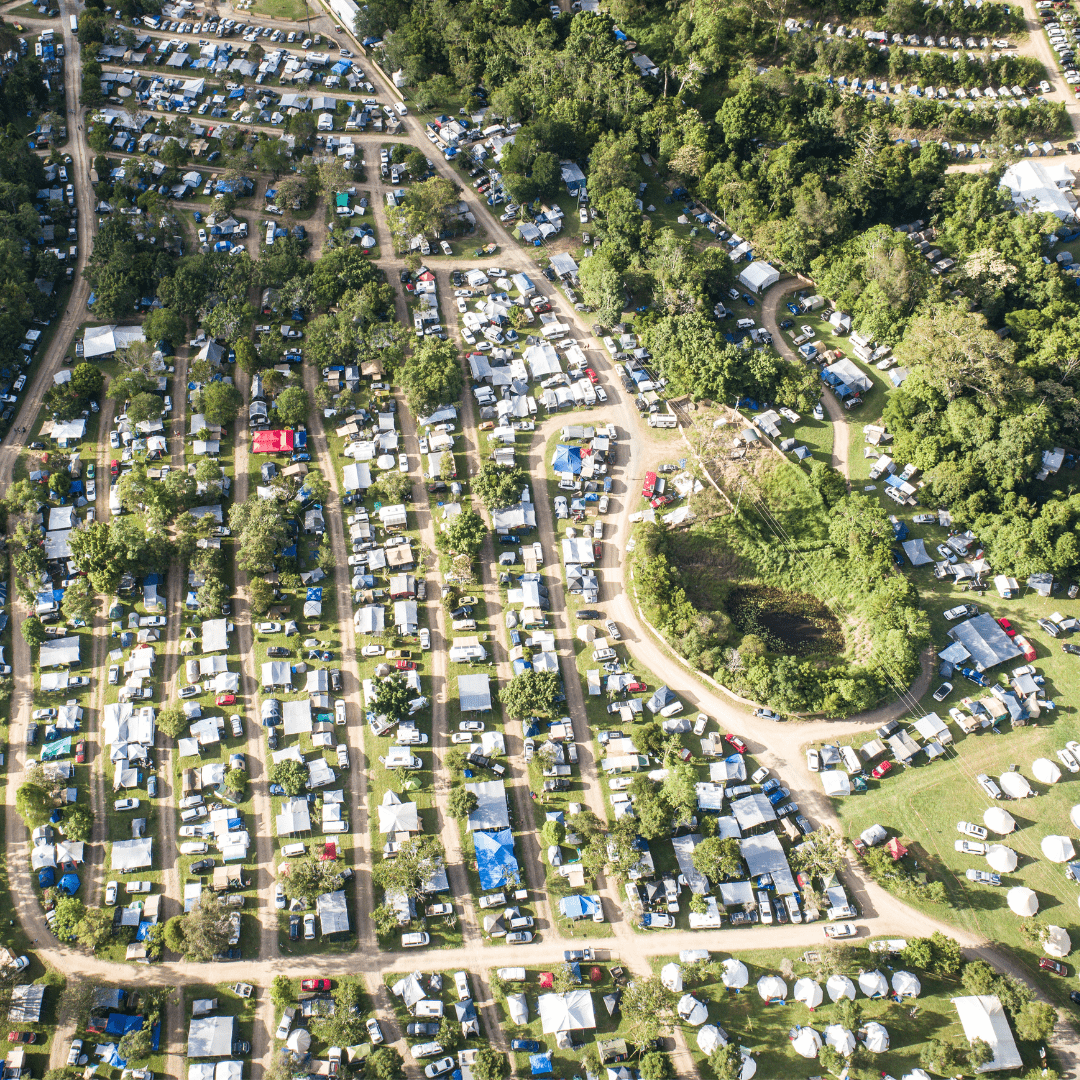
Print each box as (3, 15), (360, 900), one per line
(551, 444), (582, 475)
(677, 995), (708, 1026)
(507, 993), (529, 1025)
(824, 1025), (856, 1056)
(722, 958), (749, 989)
(793, 979), (823, 1008)
(1042, 835), (1075, 863)
(857, 970), (888, 998)
(538, 990), (596, 1034)
(1007, 886), (1038, 915)
(1044, 925), (1071, 957)
(1071, 805), (1080, 830)
(1033, 758), (1062, 784)
(863, 1022), (889, 1053)
(826, 974), (856, 1002)
(892, 971), (921, 997)
(987, 844), (1018, 872)
(791, 1028), (821, 1059)
(756, 976), (787, 1002)
(1000, 772), (1032, 798)
(984, 807), (1016, 834)
(660, 963), (683, 993)
(696, 1025), (725, 1055)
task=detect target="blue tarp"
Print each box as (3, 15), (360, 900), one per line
(474, 828), (519, 891)
(559, 894), (599, 919)
(58, 873), (80, 896)
(306, 587), (323, 601)
(551, 444), (581, 475)
(530, 1053), (553, 1076)
(105, 1013), (144, 1036)
(38, 867), (55, 888)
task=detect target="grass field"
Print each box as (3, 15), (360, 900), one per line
(249, 0), (310, 21)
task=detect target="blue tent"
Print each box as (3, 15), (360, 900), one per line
(474, 828), (519, 891)
(529, 1053), (553, 1076)
(105, 1013), (144, 1037)
(559, 894), (599, 920)
(38, 867), (55, 888)
(551, 444), (581, 475)
(306, 587), (323, 602)
(58, 873), (80, 896)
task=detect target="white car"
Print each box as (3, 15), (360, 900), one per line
(955, 839), (987, 856)
(334, 700), (347, 725)
(257, 622), (282, 634)
(957, 821), (988, 840)
(360, 644), (386, 658)
(693, 713), (709, 736)
(751, 767), (770, 784)
(459, 720), (485, 732)
(105, 881), (118, 906)
(1040, 80), (1052, 93)
(398, 454), (408, 473)
(578, 206), (589, 223)
(824, 923), (857, 939)
(454, 971), (470, 1000)
(1058, 747), (1080, 774)
(456, 298), (468, 313)
(806, 748), (821, 772)
(108, 665), (119, 685)
(125, 880), (152, 894)
(450, 732), (475, 744)
(114, 798), (140, 811)
(418, 436), (429, 453)
(419, 628), (431, 650)
(554, 496), (568, 519)
(366, 1018), (384, 1045)
(275, 883), (287, 909)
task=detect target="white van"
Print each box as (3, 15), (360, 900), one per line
(784, 894), (803, 923)
(180, 842), (208, 855)
(281, 842), (307, 858)
(757, 890), (774, 925)
(394, 101), (408, 117)
(736, 317), (755, 330)
(452, 619), (477, 631)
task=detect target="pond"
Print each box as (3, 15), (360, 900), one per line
(727, 584), (844, 658)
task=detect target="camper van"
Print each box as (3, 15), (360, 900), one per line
(382, 747), (423, 770)
(649, 414), (678, 429)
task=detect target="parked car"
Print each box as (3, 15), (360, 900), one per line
(301, 979), (331, 991)
(1040, 958), (1068, 976)
(724, 734), (747, 753)
(955, 839), (987, 856)
(806, 748), (820, 772)
(997, 617), (1017, 638)
(511, 1039), (541, 1052)
(753, 708), (783, 721)
(966, 869), (1002, 886)
(824, 924), (857, 939)
(871, 761), (892, 779)
(957, 821), (987, 839)
(105, 881), (118, 905)
(366, 1018), (384, 1044)
(932, 682), (953, 702)
(425, 1058), (455, 1078)
(114, 798), (140, 811)
(506, 931), (534, 944)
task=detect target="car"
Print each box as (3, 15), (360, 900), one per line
(420, 628), (431, 650)
(366, 1018), (384, 1044)
(303, 913), (316, 940)
(1057, 747), (1080, 774)
(179, 685), (199, 699)
(511, 1039), (541, 1052)
(425, 1058), (456, 1078)
(8, 1033), (36, 1044)
(1040, 958), (1068, 976)
(584, 367), (599, 384)
(976, 773), (1003, 799)
(997, 617), (1017, 638)
(257, 622), (282, 634)
(932, 682), (953, 702)
(753, 708), (783, 721)
(625, 681), (648, 692)
(361, 645), (385, 657)
(66, 1039), (84, 1067)
(398, 453), (409, 473)
(190, 859), (215, 873)
(936, 544), (957, 564)
(751, 767), (770, 785)
(32, 709), (56, 721)
(944, 604), (978, 621)
(544, 778), (570, 792)
(216, 694), (236, 707)
(871, 761), (893, 779)
(329, 669), (342, 693)
(806, 748), (821, 772)
(554, 496), (568, 519)
(724, 734), (747, 753)
(147, 775), (158, 798)
(451, 732), (475, 744)
(289, 916), (300, 941)
(1039, 618), (1061, 637)
(396, 659), (416, 671)
(110, 430), (120, 449)
(576, 609), (600, 620)
(105, 881), (118, 905)
(126, 880), (151, 894)
(459, 720), (485, 732)
(275, 883), (287, 909)
(74, 740), (86, 764)
(1063, 643), (1080, 656)
(454, 971), (470, 1000)
(402, 931), (430, 947)
(966, 869), (1002, 886)
(824, 923), (857, 939)
(957, 821), (988, 839)
(955, 839), (987, 856)
(507, 931), (534, 944)
(114, 798), (140, 811)
(301, 979), (331, 992)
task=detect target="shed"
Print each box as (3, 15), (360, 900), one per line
(737, 261), (780, 294)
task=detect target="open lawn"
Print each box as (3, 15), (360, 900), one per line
(249, 0), (309, 21)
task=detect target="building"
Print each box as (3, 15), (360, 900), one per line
(737, 261), (780, 294)
(1000, 160), (1078, 221)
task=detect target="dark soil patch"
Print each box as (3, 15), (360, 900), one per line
(728, 584), (844, 658)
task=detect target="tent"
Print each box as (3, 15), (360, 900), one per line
(57, 872), (80, 896)
(537, 990), (596, 1034)
(551, 445), (582, 475)
(826, 975), (856, 1002)
(474, 828), (519, 891)
(756, 976), (787, 1003)
(1000, 772), (1032, 799)
(286, 1029), (311, 1055)
(529, 1053), (552, 1076)
(252, 429), (294, 453)
(677, 995), (708, 1026)
(1044, 925), (1071, 957)
(738, 261), (780, 294)
(722, 958), (749, 989)
(696, 1026), (726, 1054)
(902, 539), (933, 565)
(790, 1028), (821, 1059)
(862, 1022), (889, 1053)
(1032, 758), (1062, 785)
(951, 994), (1023, 1071)
(1042, 835), (1075, 863)
(857, 970), (888, 998)
(824, 1025), (856, 1056)
(892, 971), (921, 997)
(984, 807), (1016, 834)
(1007, 887), (1038, 916)
(902, 1072), (932, 1080)
(987, 845), (1018, 873)
(737, 1052), (757, 1080)
(507, 993), (529, 1024)
(1071, 805), (1080, 830)
(821, 771), (850, 797)
(660, 964), (683, 993)
(793, 979), (822, 1009)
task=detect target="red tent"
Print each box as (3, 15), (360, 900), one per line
(320, 842), (337, 861)
(538, 972), (554, 989)
(885, 837), (908, 861)
(252, 429), (294, 453)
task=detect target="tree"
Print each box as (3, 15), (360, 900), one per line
(930, 931), (963, 976)
(961, 960), (997, 997)
(640, 1052), (675, 1080)
(620, 976), (676, 1053)
(63, 804), (93, 842)
(399, 337), (462, 415)
(15, 781), (52, 829)
(110, 369), (158, 406)
(5, 478), (43, 519)
(173, 895), (234, 961)
(541, 819), (566, 847)
(271, 975), (293, 1009)
(1015, 1000), (1056, 1042)
(471, 463), (526, 509)
(201, 382), (242, 426)
(814, 943), (853, 980)
(499, 671), (560, 718)
(51, 896), (85, 940)
(128, 392), (164, 425)
(225, 769), (247, 796)
(818, 1046), (846, 1076)
(68, 522), (123, 594)
(440, 508), (486, 557)
(281, 858), (348, 906)
(470, 1048), (505, 1080)
(62, 578), (96, 626)
(365, 1047), (404, 1080)
(808, 461), (848, 508)
(141, 305), (186, 347)
(692, 836), (743, 882)
(21, 618), (46, 648)
(249, 577), (275, 617)
(230, 498), (287, 573)
(829, 494), (895, 582)
(447, 787), (478, 820)
(163, 916), (187, 954)
(270, 759), (308, 796)
(578, 249), (624, 324)
(75, 906), (115, 951)
(69, 363), (105, 401)
(372, 674), (412, 723)
(967, 1038), (994, 1071)
(708, 1045), (743, 1080)
(117, 1026), (153, 1061)
(157, 703), (187, 740)
(372, 834), (444, 902)
(233, 338), (259, 375)
(372, 904), (399, 937)
(274, 385), (309, 428)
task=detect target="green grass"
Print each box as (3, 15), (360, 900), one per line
(249, 0), (310, 20)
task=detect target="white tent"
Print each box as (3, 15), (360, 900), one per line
(1042, 835), (1075, 863)
(1007, 887), (1038, 916)
(756, 976), (787, 1002)
(821, 771), (851, 797)
(790, 1028), (821, 1059)
(507, 993), (529, 1025)
(1032, 758), (1062, 785)
(892, 971), (921, 997)
(538, 990), (596, 1034)
(824, 1025), (856, 1056)
(738, 1052), (756, 1080)
(661, 964), (683, 993)
(793, 979), (823, 1009)
(902, 1072), (932, 1080)
(738, 261), (780, 294)
(696, 1025), (725, 1055)
(857, 970), (888, 998)
(677, 994), (709, 1026)
(987, 845), (1018, 873)
(826, 974), (856, 1002)
(1044, 925), (1071, 957)
(863, 1022), (889, 1053)
(722, 958), (749, 989)
(1071, 805), (1080, 830)
(1000, 772), (1032, 799)
(286, 1029), (311, 1055)
(984, 807), (1017, 834)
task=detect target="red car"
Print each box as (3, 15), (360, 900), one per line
(584, 368), (599, 384)
(7, 1033), (35, 1044)
(75, 741), (86, 764)
(650, 495), (674, 509)
(1040, 958), (1067, 976)
(110, 460), (119, 477)
(216, 693), (236, 707)
(301, 978), (331, 992)
(593, 541), (602, 561)
(997, 617), (1017, 638)
(624, 681), (647, 692)
(395, 660), (416, 671)
(532, 301), (551, 314)
(872, 760), (893, 779)
(724, 734), (747, 753)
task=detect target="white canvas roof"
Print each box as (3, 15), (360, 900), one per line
(1001, 159), (1077, 220)
(111, 837), (153, 871)
(44, 530), (72, 560)
(458, 673), (492, 712)
(187, 1016), (235, 1058)
(40, 637), (79, 667)
(950, 995), (1022, 1071)
(730, 792), (776, 831)
(202, 618), (228, 653)
(282, 699), (313, 735)
(465, 780), (509, 831)
(378, 790), (419, 834)
(740, 832), (796, 894)
(538, 990), (596, 1034)
(738, 261), (780, 294)
(83, 323), (146, 359)
(276, 797), (311, 836)
(262, 660), (291, 686)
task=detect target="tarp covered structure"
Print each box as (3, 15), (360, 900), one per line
(474, 828), (519, 891)
(951, 996), (1022, 1072)
(537, 991), (596, 1034)
(947, 613), (1023, 671)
